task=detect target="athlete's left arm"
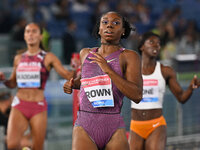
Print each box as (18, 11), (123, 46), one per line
(45, 52), (74, 80)
(120, 50), (143, 103)
(89, 50), (143, 103)
(162, 65), (200, 104)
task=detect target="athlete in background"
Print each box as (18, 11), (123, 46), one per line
(129, 32), (200, 150)
(0, 23), (74, 150)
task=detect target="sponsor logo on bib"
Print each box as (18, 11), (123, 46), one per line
(17, 63), (41, 88)
(141, 79), (159, 103)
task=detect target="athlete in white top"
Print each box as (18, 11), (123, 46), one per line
(132, 61), (165, 110)
(129, 32), (200, 150)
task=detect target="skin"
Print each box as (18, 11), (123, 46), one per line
(0, 94), (32, 148)
(129, 35), (200, 150)
(0, 23), (74, 150)
(63, 12), (143, 150)
(0, 95), (12, 114)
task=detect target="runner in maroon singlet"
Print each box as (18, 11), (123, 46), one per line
(0, 23), (74, 150)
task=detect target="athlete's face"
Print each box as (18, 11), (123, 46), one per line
(24, 23), (42, 46)
(141, 36), (161, 57)
(99, 12), (125, 42)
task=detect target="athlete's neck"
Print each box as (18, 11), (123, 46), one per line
(101, 42), (120, 46)
(27, 49), (41, 56)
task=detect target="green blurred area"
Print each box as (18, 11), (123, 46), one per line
(177, 72), (200, 81)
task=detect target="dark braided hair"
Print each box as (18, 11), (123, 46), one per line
(92, 11), (135, 39)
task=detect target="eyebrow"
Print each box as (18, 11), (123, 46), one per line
(102, 17), (121, 20)
(25, 28), (38, 31)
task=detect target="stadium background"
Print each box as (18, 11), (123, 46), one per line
(0, 0), (200, 149)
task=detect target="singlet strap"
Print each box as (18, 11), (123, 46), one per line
(154, 62), (161, 75)
(119, 47), (125, 52)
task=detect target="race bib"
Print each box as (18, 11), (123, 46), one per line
(141, 79), (159, 102)
(17, 65), (41, 88)
(81, 75), (114, 108)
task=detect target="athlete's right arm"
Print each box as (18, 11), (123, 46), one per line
(3, 55), (21, 88)
(63, 48), (90, 93)
(63, 75), (81, 94)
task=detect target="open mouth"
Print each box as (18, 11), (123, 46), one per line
(27, 37), (34, 41)
(104, 31), (114, 34)
(153, 49), (158, 54)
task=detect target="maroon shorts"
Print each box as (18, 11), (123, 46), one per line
(75, 111), (125, 149)
(12, 96), (47, 120)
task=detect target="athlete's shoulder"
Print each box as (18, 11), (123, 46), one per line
(80, 47), (98, 64)
(160, 62), (173, 71)
(121, 49), (141, 60)
(123, 49), (140, 55)
(80, 47), (98, 57)
(13, 53), (23, 67)
(14, 53), (23, 61)
(44, 52), (56, 60)
(80, 47), (98, 54)
(160, 62), (176, 79)
(44, 52), (61, 65)
(45, 51), (53, 57)
(80, 48), (90, 54)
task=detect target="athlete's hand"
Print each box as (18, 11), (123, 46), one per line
(0, 72), (5, 81)
(191, 74), (200, 89)
(63, 78), (74, 94)
(89, 51), (111, 74)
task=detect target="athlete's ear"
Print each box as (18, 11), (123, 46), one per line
(122, 28), (125, 34)
(140, 45), (144, 54)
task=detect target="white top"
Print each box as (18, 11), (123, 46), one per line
(131, 62), (166, 109)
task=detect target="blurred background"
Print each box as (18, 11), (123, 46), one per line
(0, 0), (200, 149)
